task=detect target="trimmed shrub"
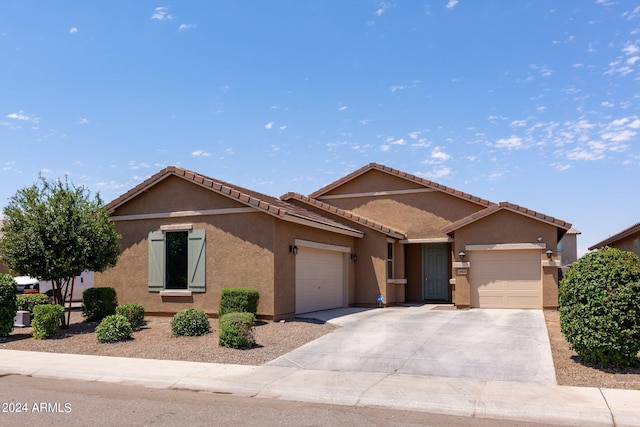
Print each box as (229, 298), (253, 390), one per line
(96, 314), (133, 343)
(116, 303), (145, 330)
(0, 274), (18, 337)
(219, 287), (259, 317)
(32, 304), (65, 339)
(218, 312), (256, 349)
(170, 308), (211, 337)
(82, 287), (118, 322)
(559, 246), (640, 367)
(17, 294), (50, 319)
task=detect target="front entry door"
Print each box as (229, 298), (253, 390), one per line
(423, 243), (449, 301)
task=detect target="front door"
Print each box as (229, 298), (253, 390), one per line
(423, 243), (449, 301)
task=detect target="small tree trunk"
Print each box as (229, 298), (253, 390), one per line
(65, 276), (75, 328)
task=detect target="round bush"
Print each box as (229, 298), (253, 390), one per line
(96, 314), (133, 343)
(115, 303), (145, 330)
(219, 287), (260, 317)
(0, 274), (18, 337)
(32, 304), (65, 339)
(170, 308), (211, 337)
(218, 312), (256, 349)
(559, 246), (640, 367)
(82, 287), (118, 322)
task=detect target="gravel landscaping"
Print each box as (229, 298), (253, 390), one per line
(1, 308), (639, 390)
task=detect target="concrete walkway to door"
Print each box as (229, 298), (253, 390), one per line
(267, 305), (557, 385)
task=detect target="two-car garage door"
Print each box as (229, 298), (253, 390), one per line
(469, 250), (542, 309)
(295, 246), (346, 314)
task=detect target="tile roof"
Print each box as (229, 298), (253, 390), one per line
(309, 163), (493, 207)
(442, 201), (572, 236)
(588, 221), (640, 250)
(107, 166), (364, 238)
(281, 192), (407, 239)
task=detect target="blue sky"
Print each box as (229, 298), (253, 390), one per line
(1, 1), (639, 256)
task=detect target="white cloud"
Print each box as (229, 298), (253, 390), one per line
(338, 105), (347, 111)
(279, 125), (287, 130)
(380, 145), (390, 152)
(6, 111), (39, 123)
(265, 121), (274, 129)
(151, 7), (174, 21)
(375, 2), (390, 16)
(191, 150), (211, 157)
(425, 166), (453, 179)
(78, 118), (89, 124)
(446, 0), (459, 9)
(390, 138), (406, 145)
(431, 147), (450, 161)
(69, 27), (78, 34)
(179, 24), (197, 31)
(494, 135), (523, 149)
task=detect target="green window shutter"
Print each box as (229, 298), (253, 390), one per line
(188, 229), (206, 292)
(148, 230), (165, 292)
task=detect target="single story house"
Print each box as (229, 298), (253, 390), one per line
(95, 163), (572, 319)
(588, 221), (640, 256)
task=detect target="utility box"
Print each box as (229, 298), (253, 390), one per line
(14, 311), (31, 328)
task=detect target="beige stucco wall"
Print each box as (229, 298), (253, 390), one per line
(449, 209), (560, 308)
(97, 175), (360, 320)
(96, 212), (278, 317)
(318, 171), (485, 239)
(272, 220), (356, 318)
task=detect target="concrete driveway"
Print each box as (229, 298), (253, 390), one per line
(267, 305), (557, 384)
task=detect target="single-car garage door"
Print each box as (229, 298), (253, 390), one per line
(295, 246), (345, 314)
(469, 250), (541, 308)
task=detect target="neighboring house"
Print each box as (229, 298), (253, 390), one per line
(95, 163), (572, 319)
(588, 221), (640, 256)
(558, 227), (581, 266)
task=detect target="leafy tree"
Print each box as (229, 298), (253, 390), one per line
(0, 176), (120, 328)
(559, 246), (640, 367)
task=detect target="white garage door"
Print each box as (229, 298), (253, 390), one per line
(470, 250), (541, 309)
(295, 247), (345, 314)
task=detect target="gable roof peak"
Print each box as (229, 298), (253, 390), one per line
(309, 163), (493, 207)
(106, 167), (364, 238)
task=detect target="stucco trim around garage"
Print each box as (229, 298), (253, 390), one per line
(294, 239), (351, 253)
(465, 243), (547, 251)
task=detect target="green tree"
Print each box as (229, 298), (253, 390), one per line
(0, 176), (120, 328)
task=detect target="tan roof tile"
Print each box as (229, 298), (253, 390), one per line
(281, 192), (406, 239)
(442, 201), (572, 236)
(107, 166), (363, 237)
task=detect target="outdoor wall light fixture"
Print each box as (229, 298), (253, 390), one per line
(546, 249), (553, 259)
(289, 245), (298, 255)
(458, 251), (466, 260)
(350, 254), (358, 261)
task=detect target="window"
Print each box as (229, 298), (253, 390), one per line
(148, 228), (206, 292)
(387, 242), (394, 279)
(166, 231), (188, 289)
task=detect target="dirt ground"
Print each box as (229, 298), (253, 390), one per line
(2, 309), (639, 390)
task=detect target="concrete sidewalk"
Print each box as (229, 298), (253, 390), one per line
(0, 349), (639, 426)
